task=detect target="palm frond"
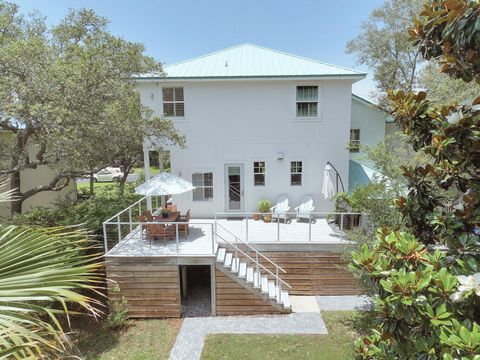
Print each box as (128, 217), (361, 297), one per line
(0, 225), (103, 359)
(0, 179), (17, 203)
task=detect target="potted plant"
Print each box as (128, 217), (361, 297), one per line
(161, 208), (170, 219)
(258, 200), (272, 222)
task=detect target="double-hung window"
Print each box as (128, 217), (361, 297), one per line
(290, 161), (303, 186)
(296, 86), (318, 117)
(162, 87), (184, 117)
(349, 129), (361, 153)
(192, 172), (213, 201)
(253, 161), (265, 186)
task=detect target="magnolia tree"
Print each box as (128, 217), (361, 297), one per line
(352, 1), (480, 358)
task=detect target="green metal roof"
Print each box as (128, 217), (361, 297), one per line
(137, 44), (366, 80)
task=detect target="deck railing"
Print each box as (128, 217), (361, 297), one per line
(215, 222), (291, 295)
(214, 211), (366, 243)
(103, 219), (216, 255)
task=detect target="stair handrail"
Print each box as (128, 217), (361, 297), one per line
(215, 222), (287, 274)
(214, 231), (292, 289)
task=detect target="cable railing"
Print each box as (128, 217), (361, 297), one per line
(103, 219), (216, 255)
(214, 211), (366, 243)
(215, 230), (291, 301)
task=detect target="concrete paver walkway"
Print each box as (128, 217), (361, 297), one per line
(169, 295), (372, 360)
(316, 295), (372, 311)
(169, 312), (327, 360)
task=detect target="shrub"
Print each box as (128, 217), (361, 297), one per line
(258, 199), (272, 213)
(105, 284), (129, 329)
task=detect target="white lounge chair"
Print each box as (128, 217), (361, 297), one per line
(270, 195), (290, 223)
(295, 195), (315, 222)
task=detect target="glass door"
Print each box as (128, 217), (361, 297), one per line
(225, 164), (244, 212)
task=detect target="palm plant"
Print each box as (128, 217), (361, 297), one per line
(0, 180), (104, 358)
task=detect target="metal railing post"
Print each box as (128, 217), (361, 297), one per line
(245, 214), (249, 242)
(276, 266), (279, 296)
(309, 215), (312, 242)
(128, 208), (132, 232)
(235, 237), (238, 265)
(103, 223), (108, 253)
(211, 223), (215, 255)
(340, 214), (344, 241)
(117, 215), (121, 243)
(277, 214), (280, 242)
(256, 252), (259, 286)
(176, 224), (179, 254)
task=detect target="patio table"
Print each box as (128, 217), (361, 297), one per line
(155, 211), (180, 222)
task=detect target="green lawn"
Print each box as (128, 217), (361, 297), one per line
(201, 311), (370, 360)
(73, 318), (182, 360)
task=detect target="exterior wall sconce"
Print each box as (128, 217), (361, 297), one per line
(277, 152), (284, 160)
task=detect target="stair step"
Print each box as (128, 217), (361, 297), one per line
(224, 252), (233, 268)
(231, 257), (240, 273)
(238, 262), (247, 278)
(246, 267), (254, 283)
(216, 247), (226, 262)
(281, 291), (290, 308)
(261, 277), (269, 294)
(253, 271), (261, 288)
(268, 282), (276, 299)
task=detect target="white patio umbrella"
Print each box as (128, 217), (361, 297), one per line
(135, 172), (196, 196)
(321, 164), (336, 200)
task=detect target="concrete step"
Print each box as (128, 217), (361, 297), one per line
(216, 247), (226, 262)
(224, 252), (233, 268)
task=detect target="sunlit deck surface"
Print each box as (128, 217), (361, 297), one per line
(106, 218), (354, 257)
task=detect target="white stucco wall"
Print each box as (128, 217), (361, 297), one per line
(139, 79), (353, 218)
(349, 97), (386, 168)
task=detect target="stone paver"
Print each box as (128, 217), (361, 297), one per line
(169, 313), (327, 360)
(316, 295), (372, 311)
(290, 295), (320, 313)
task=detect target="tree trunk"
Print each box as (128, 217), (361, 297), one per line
(10, 171), (22, 215)
(117, 163), (132, 197)
(89, 171), (95, 196)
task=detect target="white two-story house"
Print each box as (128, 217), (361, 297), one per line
(136, 44), (385, 218)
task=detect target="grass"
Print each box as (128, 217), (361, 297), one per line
(201, 311), (372, 360)
(73, 318), (182, 360)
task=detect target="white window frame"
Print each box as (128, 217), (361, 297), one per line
(192, 172), (213, 202)
(253, 161), (266, 187)
(162, 87), (185, 117)
(290, 161), (303, 186)
(296, 86), (319, 118)
(350, 129), (361, 153)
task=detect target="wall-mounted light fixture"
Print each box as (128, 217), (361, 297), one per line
(277, 152), (284, 160)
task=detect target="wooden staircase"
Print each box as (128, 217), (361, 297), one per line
(214, 238), (291, 314)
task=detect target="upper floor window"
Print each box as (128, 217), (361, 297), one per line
(296, 86), (318, 117)
(290, 161), (303, 186)
(192, 172), (213, 201)
(350, 129), (360, 153)
(253, 161), (265, 186)
(162, 87), (184, 117)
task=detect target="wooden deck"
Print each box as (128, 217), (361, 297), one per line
(106, 218), (353, 257)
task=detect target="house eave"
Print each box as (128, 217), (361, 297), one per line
(133, 73), (367, 83)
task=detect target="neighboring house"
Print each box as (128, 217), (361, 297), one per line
(0, 131), (76, 217)
(136, 44), (387, 218)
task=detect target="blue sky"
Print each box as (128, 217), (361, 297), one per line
(14, 0), (382, 100)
